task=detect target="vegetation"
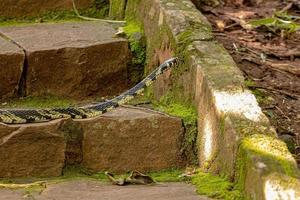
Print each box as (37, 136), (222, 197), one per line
(123, 21), (147, 84)
(192, 171), (244, 200)
(249, 11), (300, 35)
(152, 92), (199, 165)
(0, 95), (75, 109)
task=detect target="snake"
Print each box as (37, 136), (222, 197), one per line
(0, 58), (179, 125)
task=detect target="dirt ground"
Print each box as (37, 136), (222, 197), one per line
(198, 0), (300, 166)
(0, 181), (211, 200)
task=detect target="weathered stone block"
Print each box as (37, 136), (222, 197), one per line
(80, 106), (184, 172)
(237, 134), (300, 199)
(0, 22), (130, 99)
(0, 120), (66, 178)
(0, 0), (94, 18)
(0, 37), (24, 99)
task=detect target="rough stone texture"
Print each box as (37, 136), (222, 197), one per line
(0, 37), (24, 99)
(0, 106), (184, 178)
(80, 106), (184, 172)
(0, 181), (212, 200)
(0, 0), (94, 18)
(0, 120), (66, 178)
(0, 22), (130, 99)
(238, 135), (300, 200)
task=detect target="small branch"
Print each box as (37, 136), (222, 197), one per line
(248, 85), (299, 100)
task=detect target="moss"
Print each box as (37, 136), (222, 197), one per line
(0, 95), (75, 109)
(148, 169), (187, 182)
(124, 0), (143, 22)
(0, 0), (109, 26)
(123, 21), (147, 85)
(152, 92), (198, 165)
(241, 134), (299, 177)
(192, 171), (244, 199)
(234, 134), (300, 198)
(109, 0), (126, 20)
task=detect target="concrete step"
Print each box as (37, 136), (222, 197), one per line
(0, 106), (184, 178)
(0, 21), (130, 99)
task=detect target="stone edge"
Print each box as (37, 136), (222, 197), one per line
(122, 0), (300, 199)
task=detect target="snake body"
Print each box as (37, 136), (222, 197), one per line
(0, 58), (179, 124)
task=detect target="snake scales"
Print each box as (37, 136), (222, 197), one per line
(0, 58), (179, 124)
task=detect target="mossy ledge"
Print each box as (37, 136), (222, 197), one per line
(119, 0), (300, 198)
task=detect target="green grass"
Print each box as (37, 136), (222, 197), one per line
(192, 171), (244, 200)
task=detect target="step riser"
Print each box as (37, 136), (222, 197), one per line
(0, 107), (184, 178)
(0, 0), (94, 18)
(0, 22), (130, 99)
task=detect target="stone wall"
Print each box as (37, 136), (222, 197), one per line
(117, 0), (300, 199)
(0, 0), (94, 18)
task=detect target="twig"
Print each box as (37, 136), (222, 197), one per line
(280, 3), (293, 13)
(275, 105), (291, 121)
(248, 85), (299, 100)
(265, 62), (300, 76)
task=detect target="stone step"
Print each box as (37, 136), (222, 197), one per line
(0, 0), (94, 17)
(0, 181), (212, 200)
(0, 106), (184, 178)
(0, 21), (130, 99)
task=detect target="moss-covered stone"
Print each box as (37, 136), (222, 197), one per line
(109, 0), (126, 20)
(241, 134), (299, 177)
(235, 134), (300, 199)
(192, 171), (244, 199)
(123, 21), (146, 85)
(152, 92), (198, 165)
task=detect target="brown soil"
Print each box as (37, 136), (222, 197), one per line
(198, 0), (300, 166)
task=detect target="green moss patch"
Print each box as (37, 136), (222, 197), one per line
(192, 171), (244, 199)
(152, 92), (198, 165)
(241, 134), (299, 177)
(123, 21), (146, 85)
(0, 95), (76, 109)
(149, 169), (187, 182)
(109, 0), (126, 20)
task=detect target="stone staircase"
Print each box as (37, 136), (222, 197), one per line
(0, 21), (185, 178)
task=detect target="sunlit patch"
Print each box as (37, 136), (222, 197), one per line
(203, 116), (213, 161)
(244, 134), (296, 163)
(264, 179), (297, 200)
(214, 91), (265, 122)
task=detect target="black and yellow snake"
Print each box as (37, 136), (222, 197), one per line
(0, 58), (179, 124)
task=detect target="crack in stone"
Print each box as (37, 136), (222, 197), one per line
(0, 31), (28, 97)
